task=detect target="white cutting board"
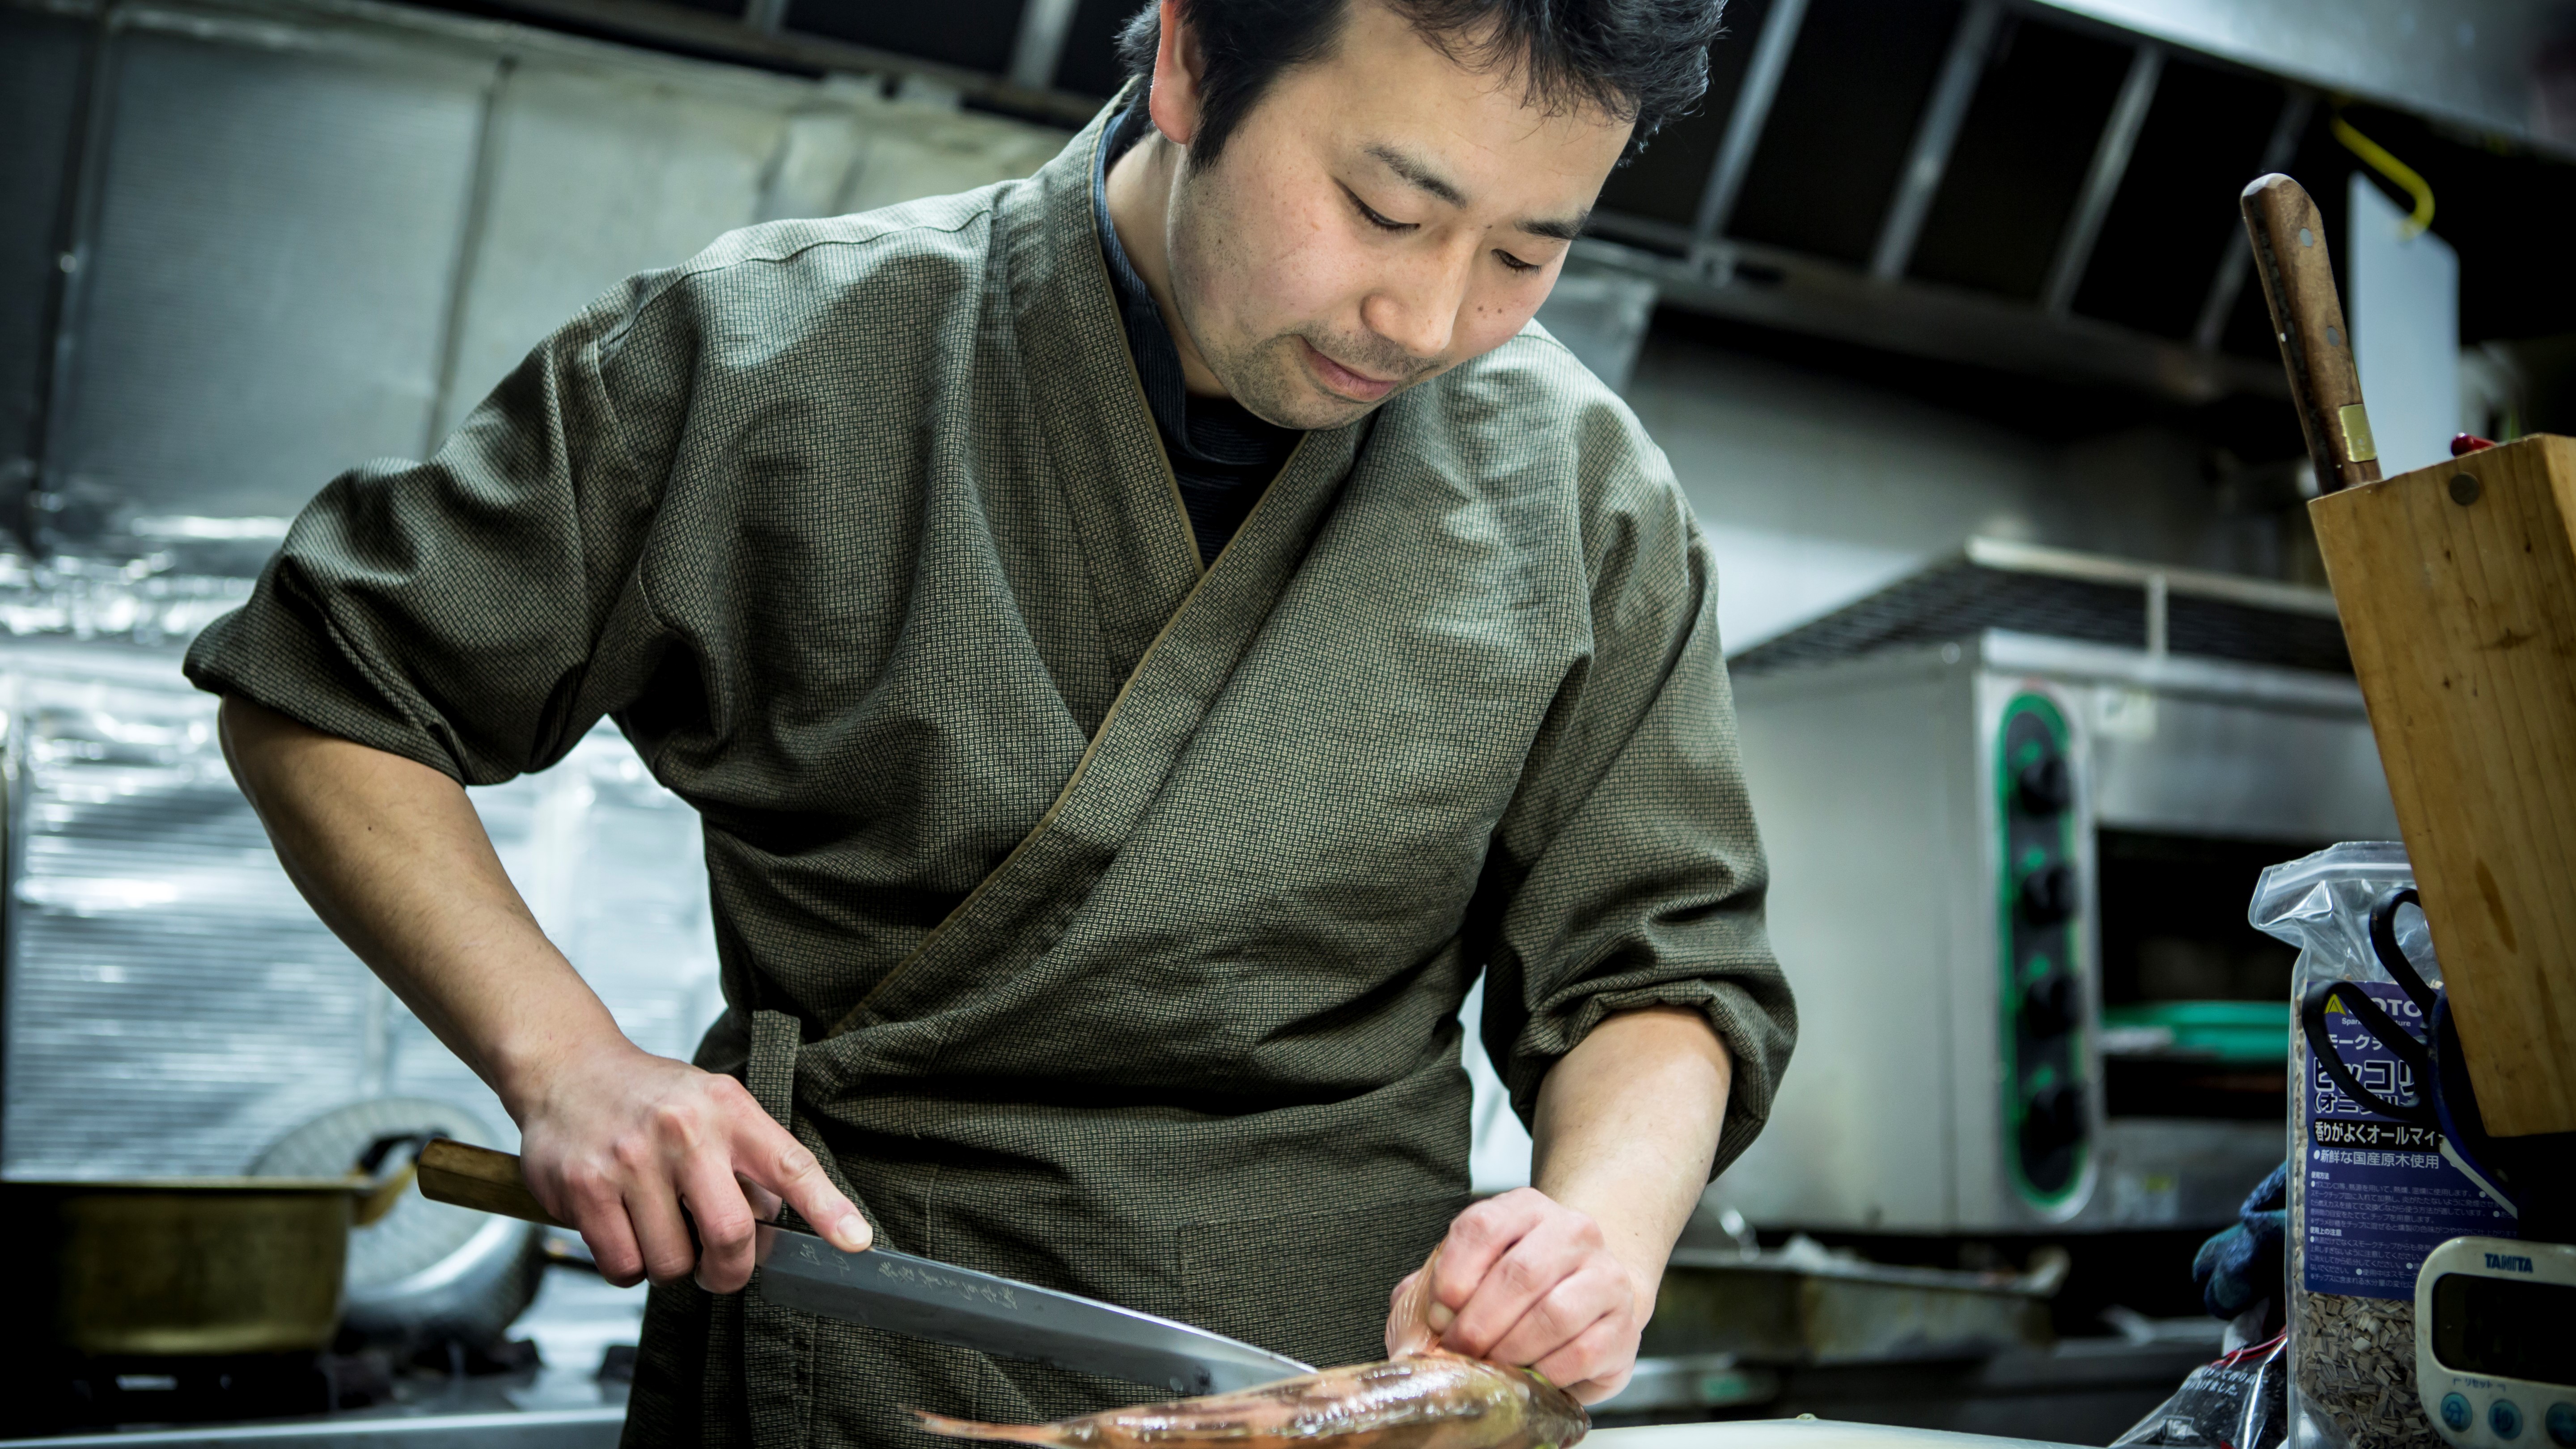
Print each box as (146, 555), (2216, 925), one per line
(1594, 1421), (2085, 1449)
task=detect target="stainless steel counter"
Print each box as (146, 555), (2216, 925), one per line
(1601, 1420), (2087, 1449)
(8, 1411), (2093, 1449)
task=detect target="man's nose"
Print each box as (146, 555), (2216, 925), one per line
(1360, 244), (1472, 363)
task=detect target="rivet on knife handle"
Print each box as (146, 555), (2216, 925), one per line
(417, 1138), (569, 1228)
(2239, 173), (2382, 494)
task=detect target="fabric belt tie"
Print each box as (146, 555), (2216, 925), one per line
(740, 1007), (845, 1449)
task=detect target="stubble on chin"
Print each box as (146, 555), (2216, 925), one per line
(1217, 335), (1368, 431)
(1222, 332), (1452, 431)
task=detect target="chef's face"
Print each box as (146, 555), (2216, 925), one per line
(1150, 0), (1634, 430)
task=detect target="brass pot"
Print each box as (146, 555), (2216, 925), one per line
(1, 1136), (421, 1359)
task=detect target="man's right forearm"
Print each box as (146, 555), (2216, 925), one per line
(216, 695), (869, 1287)
(216, 695), (616, 1106)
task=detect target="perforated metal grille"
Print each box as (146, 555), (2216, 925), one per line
(1729, 555), (2352, 677)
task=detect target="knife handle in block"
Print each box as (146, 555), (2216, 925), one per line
(2239, 173), (2382, 494)
(418, 1138), (568, 1229)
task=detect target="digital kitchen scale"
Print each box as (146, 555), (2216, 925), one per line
(2416, 1235), (2576, 1448)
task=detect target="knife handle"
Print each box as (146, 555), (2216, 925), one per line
(2239, 173), (2382, 494)
(418, 1138), (568, 1229)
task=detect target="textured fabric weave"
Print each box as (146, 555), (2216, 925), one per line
(183, 97), (1794, 1449)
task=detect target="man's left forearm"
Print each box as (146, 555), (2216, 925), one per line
(1533, 1004), (1731, 1317)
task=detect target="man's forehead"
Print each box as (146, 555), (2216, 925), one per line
(1310, 0), (1634, 152)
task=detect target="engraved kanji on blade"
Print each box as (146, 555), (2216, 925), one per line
(750, 1227), (1312, 1396)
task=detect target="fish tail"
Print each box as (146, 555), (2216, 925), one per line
(911, 1411), (1080, 1446)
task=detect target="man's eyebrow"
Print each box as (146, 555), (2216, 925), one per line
(1361, 143), (1587, 243)
(1365, 143), (1466, 206)
(1518, 211), (1590, 243)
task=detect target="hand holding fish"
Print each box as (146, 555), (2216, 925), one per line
(1386, 1004), (1738, 1404)
(1383, 1188), (1644, 1404)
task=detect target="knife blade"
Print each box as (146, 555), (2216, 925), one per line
(415, 1139), (1313, 1395)
(752, 1223), (1314, 1395)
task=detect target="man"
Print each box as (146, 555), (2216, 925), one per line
(188, 0), (1794, 1443)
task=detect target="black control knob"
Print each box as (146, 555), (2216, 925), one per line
(2021, 1083), (2084, 1150)
(2023, 973), (2077, 1032)
(2016, 755), (2073, 814)
(2020, 862), (2078, 924)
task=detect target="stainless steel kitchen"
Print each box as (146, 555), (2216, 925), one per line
(2, 1), (2573, 1448)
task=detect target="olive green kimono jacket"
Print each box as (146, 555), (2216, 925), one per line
(184, 100), (1792, 1449)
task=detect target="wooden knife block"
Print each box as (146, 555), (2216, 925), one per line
(2310, 434), (2576, 1138)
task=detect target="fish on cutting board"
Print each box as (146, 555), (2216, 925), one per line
(913, 1350), (1590, 1449)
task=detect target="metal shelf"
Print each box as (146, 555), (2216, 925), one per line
(1572, 225), (2284, 405)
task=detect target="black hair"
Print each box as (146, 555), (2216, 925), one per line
(1114, 0), (1727, 169)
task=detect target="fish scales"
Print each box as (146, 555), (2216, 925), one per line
(914, 1352), (1589, 1449)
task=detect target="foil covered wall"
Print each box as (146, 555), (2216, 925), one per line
(0, 637), (719, 1179)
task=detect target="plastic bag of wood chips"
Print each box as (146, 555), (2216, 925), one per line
(2112, 1330), (2288, 1449)
(2249, 844), (2517, 1449)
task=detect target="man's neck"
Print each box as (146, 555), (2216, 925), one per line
(1103, 127), (1232, 400)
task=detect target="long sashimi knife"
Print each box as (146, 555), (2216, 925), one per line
(416, 1139), (1313, 1395)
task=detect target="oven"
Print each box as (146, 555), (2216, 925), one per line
(1708, 542), (2395, 1234)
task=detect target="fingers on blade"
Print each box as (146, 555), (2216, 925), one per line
(623, 1169), (699, 1286)
(682, 1157), (762, 1294)
(737, 1171), (784, 1223)
(730, 1104), (869, 1252)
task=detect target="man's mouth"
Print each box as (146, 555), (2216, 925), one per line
(1299, 338), (1399, 403)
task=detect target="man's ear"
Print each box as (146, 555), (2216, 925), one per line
(1146, 0), (1203, 147)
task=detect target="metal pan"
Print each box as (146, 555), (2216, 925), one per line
(0, 1133), (424, 1358)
